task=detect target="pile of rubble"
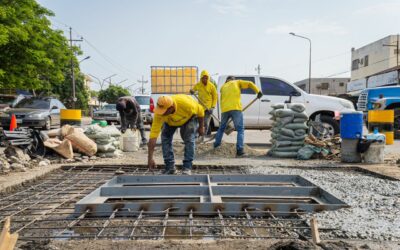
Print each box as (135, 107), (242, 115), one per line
(0, 146), (50, 174)
(297, 134), (341, 160)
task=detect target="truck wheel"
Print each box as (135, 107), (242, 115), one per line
(311, 115), (340, 139)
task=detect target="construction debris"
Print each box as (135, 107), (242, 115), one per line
(298, 134), (341, 160)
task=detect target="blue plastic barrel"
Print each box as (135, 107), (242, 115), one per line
(340, 111), (363, 139)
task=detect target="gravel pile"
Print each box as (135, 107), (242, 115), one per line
(249, 166), (400, 241)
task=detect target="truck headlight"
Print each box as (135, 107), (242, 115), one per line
(340, 100), (354, 109)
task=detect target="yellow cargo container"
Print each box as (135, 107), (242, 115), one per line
(151, 66), (198, 94)
(368, 110), (394, 123)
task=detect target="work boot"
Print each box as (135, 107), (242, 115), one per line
(182, 169), (192, 175)
(140, 139), (148, 147)
(236, 150), (247, 158)
(162, 168), (176, 175)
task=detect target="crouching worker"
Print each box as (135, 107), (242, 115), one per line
(147, 95), (205, 175)
(116, 96), (148, 146)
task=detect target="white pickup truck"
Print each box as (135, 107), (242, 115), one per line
(209, 75), (355, 137)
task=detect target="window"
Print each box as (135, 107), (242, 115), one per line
(351, 59), (359, 70)
(15, 98), (50, 109)
(339, 82), (344, 87)
(395, 49), (399, 55)
(364, 55), (369, 66)
(260, 78), (297, 96)
(230, 77), (256, 94)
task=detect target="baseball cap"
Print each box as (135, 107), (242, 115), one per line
(154, 96), (174, 115)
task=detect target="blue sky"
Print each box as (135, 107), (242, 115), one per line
(37, 0), (400, 91)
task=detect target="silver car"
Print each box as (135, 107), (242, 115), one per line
(0, 97), (66, 130)
(92, 104), (120, 124)
(134, 95), (153, 124)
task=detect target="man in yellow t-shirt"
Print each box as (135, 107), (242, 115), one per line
(190, 70), (217, 134)
(147, 95), (205, 175)
(214, 76), (262, 157)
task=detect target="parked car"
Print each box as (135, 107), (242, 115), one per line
(0, 94), (30, 112)
(92, 104), (120, 124)
(0, 97), (66, 130)
(357, 86), (400, 129)
(134, 94), (153, 124)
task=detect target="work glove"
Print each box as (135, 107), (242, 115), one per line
(120, 128), (126, 133)
(190, 89), (195, 95)
(206, 108), (214, 114)
(257, 91), (263, 99)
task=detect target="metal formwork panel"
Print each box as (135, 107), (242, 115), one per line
(74, 175), (348, 217)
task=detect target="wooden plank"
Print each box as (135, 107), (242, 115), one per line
(310, 217), (321, 245)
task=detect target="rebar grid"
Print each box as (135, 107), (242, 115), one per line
(0, 165), (338, 241)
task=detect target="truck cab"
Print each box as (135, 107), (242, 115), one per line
(357, 86), (400, 129)
(211, 75), (355, 137)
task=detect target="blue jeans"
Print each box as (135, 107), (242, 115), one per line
(161, 117), (198, 171)
(214, 110), (244, 153)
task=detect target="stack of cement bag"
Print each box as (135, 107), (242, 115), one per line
(85, 124), (122, 157)
(267, 103), (309, 158)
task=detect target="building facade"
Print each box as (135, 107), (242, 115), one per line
(347, 35), (400, 94)
(294, 78), (350, 96)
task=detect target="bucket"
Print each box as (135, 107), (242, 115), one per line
(121, 129), (139, 152)
(340, 111), (363, 139)
(341, 139), (361, 163)
(364, 142), (385, 164)
(384, 131), (394, 145)
(60, 109), (82, 126)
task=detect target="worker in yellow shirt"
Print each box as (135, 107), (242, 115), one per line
(214, 76), (263, 157)
(148, 95), (205, 175)
(190, 70), (217, 135)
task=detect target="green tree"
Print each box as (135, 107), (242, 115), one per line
(89, 90), (99, 98)
(0, 0), (89, 109)
(98, 85), (130, 104)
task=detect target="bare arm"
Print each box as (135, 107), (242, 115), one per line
(147, 138), (157, 170)
(198, 116), (205, 136)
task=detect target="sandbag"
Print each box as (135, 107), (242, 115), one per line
(95, 137), (117, 145)
(293, 118), (308, 123)
(273, 140), (293, 147)
(47, 128), (61, 138)
(268, 151), (298, 158)
(290, 140), (305, 146)
(276, 116), (294, 126)
(274, 146), (303, 152)
(65, 130), (97, 156)
(280, 128), (295, 138)
(97, 143), (116, 153)
(297, 145), (321, 160)
(288, 103), (305, 113)
(294, 129), (306, 136)
(284, 123), (308, 130)
(268, 109), (276, 116)
(275, 134), (307, 141)
(44, 138), (73, 159)
(271, 103), (285, 109)
(275, 109), (308, 119)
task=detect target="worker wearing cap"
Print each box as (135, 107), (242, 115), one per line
(116, 96), (147, 146)
(214, 76), (263, 157)
(148, 95), (205, 175)
(190, 70), (217, 135)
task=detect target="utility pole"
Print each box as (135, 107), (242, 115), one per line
(69, 27), (83, 108)
(383, 34), (400, 84)
(138, 75), (148, 94)
(255, 64), (261, 75)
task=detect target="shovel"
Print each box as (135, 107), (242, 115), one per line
(203, 96), (259, 143)
(192, 94), (235, 136)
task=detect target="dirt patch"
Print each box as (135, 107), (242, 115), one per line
(162, 142), (265, 158)
(269, 240), (314, 250)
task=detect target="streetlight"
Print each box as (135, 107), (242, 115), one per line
(79, 56), (91, 63)
(290, 32), (312, 93)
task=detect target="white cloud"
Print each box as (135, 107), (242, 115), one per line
(353, 2), (400, 16)
(211, 0), (248, 15)
(265, 20), (348, 35)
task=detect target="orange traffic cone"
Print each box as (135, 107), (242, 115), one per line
(9, 114), (17, 131)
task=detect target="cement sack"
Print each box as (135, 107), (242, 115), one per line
(271, 103), (285, 110)
(268, 109), (276, 116)
(97, 143), (116, 153)
(287, 103), (306, 113)
(270, 140), (292, 147)
(268, 151), (298, 158)
(47, 128), (61, 138)
(61, 125), (75, 138)
(284, 123), (308, 130)
(85, 124), (110, 140)
(275, 109), (308, 119)
(280, 128), (295, 138)
(274, 146), (303, 152)
(44, 138), (73, 159)
(65, 130), (97, 156)
(290, 140), (305, 146)
(105, 149), (123, 158)
(95, 137), (117, 145)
